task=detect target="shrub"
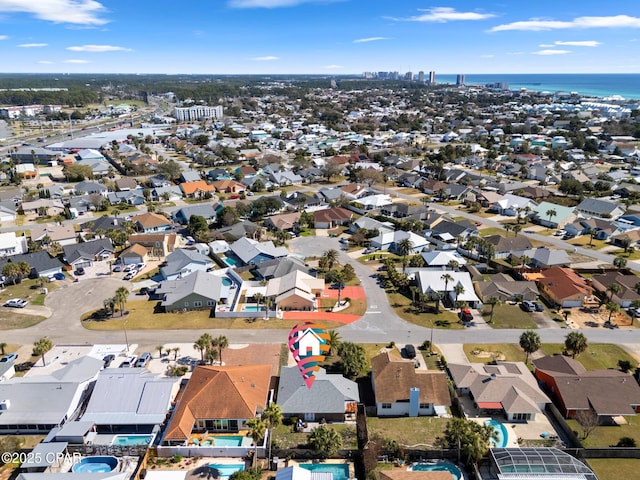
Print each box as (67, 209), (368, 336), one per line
(616, 437), (636, 447)
(171, 454), (182, 464)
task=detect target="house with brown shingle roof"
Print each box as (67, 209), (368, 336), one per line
(162, 364), (272, 445)
(591, 271), (640, 308)
(128, 233), (179, 257)
(313, 207), (353, 229)
(536, 267), (593, 308)
(132, 212), (172, 233)
(118, 243), (149, 265)
(371, 350), (450, 417)
(533, 355), (640, 420)
(338, 183), (368, 199)
(210, 179), (246, 194)
(179, 180), (216, 198)
(264, 212), (301, 232)
(380, 470), (451, 480)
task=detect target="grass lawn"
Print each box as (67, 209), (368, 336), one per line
(482, 304), (538, 329)
(367, 416), (450, 447)
(540, 343), (636, 370)
(132, 267), (159, 283)
(319, 296), (366, 316)
(82, 299), (344, 330)
(272, 423), (357, 450)
(566, 417), (640, 448)
(463, 343), (526, 363)
(479, 227), (507, 237)
(0, 311), (47, 330)
(588, 459), (640, 480)
(0, 278), (58, 305)
(616, 250), (640, 261)
(566, 237), (609, 250)
(387, 292), (463, 330)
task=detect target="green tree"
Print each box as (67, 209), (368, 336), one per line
(308, 426), (343, 457)
(194, 333), (212, 363)
(213, 335), (229, 365)
(155, 345), (164, 358)
(188, 214), (208, 240)
(0, 343), (6, 355)
(261, 402), (283, 428)
(323, 249), (339, 271)
(614, 256), (628, 270)
(485, 296), (501, 324)
(156, 159), (182, 181)
(337, 342), (367, 378)
(396, 237), (413, 275)
(545, 208), (557, 228)
(440, 273), (454, 305)
(1, 263), (21, 285)
(453, 284), (465, 312)
(327, 329), (341, 356)
(341, 264), (356, 282)
(33, 337), (53, 366)
(606, 302), (620, 324)
(115, 286), (129, 317)
(565, 331), (588, 358)
(63, 164), (93, 182)
(246, 417), (266, 465)
(519, 330), (541, 363)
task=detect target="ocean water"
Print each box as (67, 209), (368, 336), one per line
(435, 74), (640, 101)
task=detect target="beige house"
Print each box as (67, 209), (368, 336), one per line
(266, 270), (324, 311)
(128, 233), (179, 257)
(30, 224), (78, 246)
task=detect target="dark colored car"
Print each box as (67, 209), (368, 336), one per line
(533, 302), (544, 312)
(404, 344), (416, 359)
(75, 267), (85, 276)
(330, 282), (346, 290)
(102, 354), (115, 368)
(53, 272), (66, 280)
(460, 308), (474, 322)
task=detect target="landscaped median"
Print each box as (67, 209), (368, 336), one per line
(81, 299), (346, 330)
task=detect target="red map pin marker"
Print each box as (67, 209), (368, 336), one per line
(288, 321), (330, 389)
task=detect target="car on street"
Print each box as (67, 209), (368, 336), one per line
(4, 298), (27, 308)
(521, 301), (536, 312)
(0, 353), (18, 363)
(74, 267), (85, 276)
(123, 272), (136, 281)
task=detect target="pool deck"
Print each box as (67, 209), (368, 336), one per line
(289, 460), (353, 479)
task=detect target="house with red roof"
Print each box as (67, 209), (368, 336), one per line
(536, 267), (593, 308)
(313, 207), (353, 229)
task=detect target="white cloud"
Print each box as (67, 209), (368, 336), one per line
(252, 56), (279, 61)
(63, 59), (91, 63)
(0, 35), (7, 40)
(532, 49), (571, 55)
(323, 64), (343, 69)
(229, 0), (334, 8)
(353, 36), (389, 43)
(554, 40), (601, 47)
(538, 43), (554, 48)
(491, 15), (640, 32)
(67, 44), (131, 52)
(388, 7), (495, 23)
(480, 54), (495, 58)
(18, 43), (47, 47)
(37, 60), (53, 64)
(0, 0), (108, 25)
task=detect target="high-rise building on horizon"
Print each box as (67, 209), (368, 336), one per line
(405, 71), (413, 81)
(174, 105), (223, 122)
(428, 71), (436, 84)
(418, 71), (424, 83)
(456, 74), (465, 86)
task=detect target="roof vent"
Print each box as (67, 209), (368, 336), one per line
(0, 400), (10, 410)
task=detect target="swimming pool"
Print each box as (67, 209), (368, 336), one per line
(242, 305), (263, 312)
(209, 435), (245, 447)
(485, 419), (509, 448)
(111, 434), (153, 446)
(72, 456), (118, 473)
(207, 464), (245, 479)
(411, 462), (462, 480)
(299, 463), (349, 480)
(222, 277), (233, 286)
(224, 257), (238, 266)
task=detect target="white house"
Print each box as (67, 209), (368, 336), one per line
(0, 232), (28, 257)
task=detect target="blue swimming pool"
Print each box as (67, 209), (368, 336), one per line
(242, 305), (263, 312)
(485, 418), (509, 448)
(222, 277), (233, 286)
(111, 434), (153, 446)
(411, 461), (462, 480)
(207, 464), (245, 479)
(299, 463), (349, 480)
(224, 257), (238, 266)
(72, 456), (118, 473)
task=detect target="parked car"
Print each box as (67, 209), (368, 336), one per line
(102, 354), (115, 368)
(521, 301), (536, 312)
(329, 282), (346, 290)
(75, 267), (85, 276)
(119, 355), (137, 368)
(53, 272), (65, 280)
(113, 265), (123, 272)
(459, 308), (474, 322)
(404, 344), (416, 359)
(136, 263), (146, 271)
(533, 301), (544, 312)
(135, 352), (151, 368)
(123, 264), (136, 272)
(339, 237), (349, 244)
(123, 272), (136, 281)
(0, 353), (18, 363)
(4, 298), (27, 308)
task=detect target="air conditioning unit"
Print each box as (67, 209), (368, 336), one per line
(0, 400), (11, 410)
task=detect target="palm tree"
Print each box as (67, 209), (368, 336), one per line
(441, 273), (454, 307)
(115, 286), (129, 317)
(172, 346), (180, 361)
(453, 284), (465, 311)
(263, 297), (273, 320)
(155, 345), (164, 358)
(0, 343), (6, 355)
(253, 293), (264, 311)
(513, 224), (522, 237)
(431, 291), (443, 314)
(323, 249), (339, 271)
(33, 337), (53, 366)
(607, 283), (622, 302)
(605, 301), (620, 325)
(205, 347), (218, 365)
(214, 335), (229, 365)
(396, 238), (413, 275)
(588, 228), (597, 248)
(565, 331), (588, 358)
(246, 418), (266, 466)
(447, 259), (459, 271)
(519, 330), (541, 363)
(261, 402), (283, 429)
(15, 261), (30, 284)
(504, 224), (513, 237)
(520, 255), (531, 272)
(327, 329), (341, 356)
(485, 296), (501, 324)
(545, 208), (557, 228)
(194, 333), (212, 363)
(614, 256), (628, 270)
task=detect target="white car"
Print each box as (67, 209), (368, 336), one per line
(4, 298), (27, 308)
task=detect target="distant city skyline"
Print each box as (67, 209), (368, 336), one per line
(0, 1), (639, 74)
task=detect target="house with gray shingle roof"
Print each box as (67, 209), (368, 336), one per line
(172, 204), (217, 225)
(63, 238), (114, 269)
(277, 366), (359, 422)
(158, 270), (234, 312)
(159, 249), (213, 281)
(576, 198), (625, 219)
(229, 237), (288, 265)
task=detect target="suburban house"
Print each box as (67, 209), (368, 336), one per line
(252, 257), (314, 281)
(312, 207), (353, 229)
(371, 350), (450, 417)
(590, 271), (640, 308)
(277, 366), (359, 422)
(264, 212), (301, 232)
(159, 249), (213, 281)
(118, 243), (149, 266)
(357, 194), (393, 210)
(21, 199), (65, 217)
(0, 356), (102, 433)
(172, 204), (218, 225)
(511, 247), (572, 269)
(266, 270), (325, 311)
(157, 270), (235, 312)
(370, 230), (430, 254)
(484, 235), (533, 260)
(75, 181), (108, 196)
(475, 273), (539, 302)
(30, 224), (77, 246)
(489, 194), (536, 217)
(533, 355), (640, 420)
(576, 198), (625, 219)
(349, 216), (395, 235)
(115, 177), (138, 191)
(0, 251), (64, 278)
(62, 238), (114, 269)
(531, 202), (576, 229)
(79, 368), (175, 433)
(162, 364), (272, 445)
(150, 185), (183, 202)
(448, 362), (550, 421)
(564, 218), (618, 240)
(534, 267), (593, 308)
(611, 229), (640, 249)
(106, 190), (145, 206)
(339, 183), (369, 199)
(229, 237), (288, 266)
(128, 233), (180, 257)
(133, 212), (172, 233)
(0, 232), (28, 257)
(420, 250), (467, 268)
(414, 269), (482, 308)
(210, 179), (246, 194)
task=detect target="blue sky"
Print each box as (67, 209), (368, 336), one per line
(0, 0), (639, 74)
